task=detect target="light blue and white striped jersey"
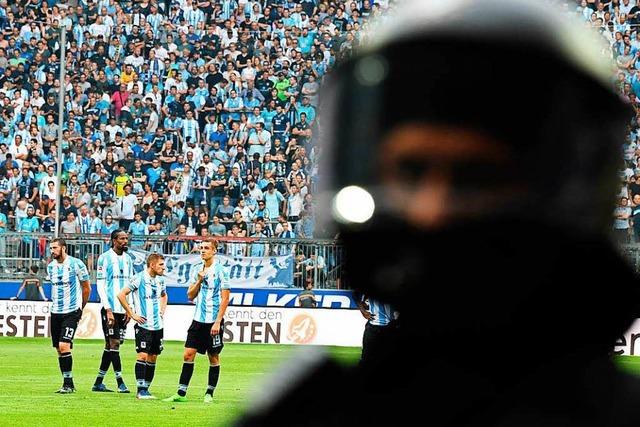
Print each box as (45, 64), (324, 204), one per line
(127, 270), (166, 331)
(367, 297), (396, 327)
(47, 256), (90, 314)
(96, 248), (135, 314)
(192, 260), (230, 324)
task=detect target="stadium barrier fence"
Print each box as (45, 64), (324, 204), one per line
(0, 232), (344, 289)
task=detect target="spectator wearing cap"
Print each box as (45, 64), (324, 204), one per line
(138, 138), (157, 169)
(243, 90), (261, 111)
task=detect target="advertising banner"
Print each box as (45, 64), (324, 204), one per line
(0, 301), (366, 347)
(0, 284), (357, 308)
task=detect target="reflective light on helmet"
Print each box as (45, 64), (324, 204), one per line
(354, 55), (388, 86)
(331, 186), (376, 224)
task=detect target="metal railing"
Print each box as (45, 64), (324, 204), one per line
(0, 233), (344, 290)
(6, 233), (640, 290)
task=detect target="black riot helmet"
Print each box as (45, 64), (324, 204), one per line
(322, 0), (628, 232)
(318, 0), (633, 304)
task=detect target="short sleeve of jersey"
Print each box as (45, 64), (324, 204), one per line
(189, 265), (201, 302)
(219, 264), (230, 290)
(127, 253), (136, 276)
(189, 264), (201, 286)
(75, 258), (90, 282)
(160, 277), (167, 295)
(126, 274), (140, 291)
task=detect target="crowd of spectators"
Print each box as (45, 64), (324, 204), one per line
(0, 0), (391, 257)
(581, 0), (640, 242)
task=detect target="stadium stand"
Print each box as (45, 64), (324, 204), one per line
(3, 1), (640, 273)
(0, 0), (390, 267)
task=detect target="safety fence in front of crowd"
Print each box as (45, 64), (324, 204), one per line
(0, 233), (344, 289)
(619, 244), (640, 271)
(6, 235), (640, 289)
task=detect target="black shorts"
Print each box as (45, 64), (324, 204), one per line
(135, 325), (164, 355)
(51, 309), (82, 348)
(185, 320), (224, 355)
(101, 308), (127, 344)
(361, 323), (388, 364)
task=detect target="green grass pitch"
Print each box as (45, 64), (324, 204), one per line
(615, 355), (640, 377)
(0, 337), (361, 427)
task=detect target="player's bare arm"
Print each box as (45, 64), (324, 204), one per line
(81, 279), (91, 309)
(117, 288), (145, 325)
(211, 289), (230, 336)
(160, 291), (168, 317)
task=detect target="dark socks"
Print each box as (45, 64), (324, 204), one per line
(135, 360), (147, 392)
(111, 349), (124, 386)
(177, 361), (194, 397)
(94, 349), (111, 385)
(206, 365), (220, 396)
(145, 362), (156, 390)
(58, 352), (74, 388)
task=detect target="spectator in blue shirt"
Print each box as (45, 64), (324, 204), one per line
(128, 212), (149, 248)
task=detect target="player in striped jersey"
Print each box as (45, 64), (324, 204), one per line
(47, 238), (91, 394)
(164, 240), (230, 404)
(354, 292), (398, 365)
(92, 229), (135, 393)
(118, 253), (168, 400)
